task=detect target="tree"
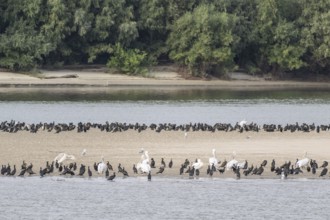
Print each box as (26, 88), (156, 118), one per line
(167, 4), (236, 76)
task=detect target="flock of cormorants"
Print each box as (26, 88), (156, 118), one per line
(1, 155), (329, 181)
(0, 120), (329, 133)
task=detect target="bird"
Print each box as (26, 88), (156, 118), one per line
(133, 164), (138, 174)
(320, 168), (328, 177)
(209, 149), (218, 169)
(156, 165), (165, 174)
(320, 161), (328, 168)
(161, 158), (166, 168)
(105, 169), (109, 178)
(260, 160), (267, 167)
(179, 164), (185, 175)
(192, 159), (203, 170)
(18, 168), (26, 177)
(81, 149), (87, 156)
(148, 171), (151, 181)
(150, 158), (156, 168)
(107, 172), (116, 181)
(169, 159), (173, 168)
(296, 151), (309, 168)
(219, 159), (227, 168)
(88, 166), (92, 177)
(40, 167), (47, 177)
(78, 164), (86, 176)
(97, 157), (107, 174)
(226, 152), (238, 170)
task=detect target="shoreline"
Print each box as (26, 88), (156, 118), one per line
(1, 130), (329, 179)
(1, 69), (330, 90)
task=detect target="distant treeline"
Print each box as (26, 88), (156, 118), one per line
(0, 0), (329, 77)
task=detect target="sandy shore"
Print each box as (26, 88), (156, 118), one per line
(1, 129), (329, 178)
(1, 68), (330, 89)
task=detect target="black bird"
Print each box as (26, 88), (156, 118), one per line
(183, 159), (190, 168)
(40, 167), (47, 177)
(320, 161), (328, 168)
(206, 165), (210, 175)
(161, 158), (166, 168)
(156, 165), (165, 174)
(107, 172), (116, 181)
(148, 171), (152, 181)
(169, 159), (173, 168)
(10, 165), (16, 176)
(150, 158), (156, 168)
(105, 169), (109, 178)
(118, 163), (123, 173)
(73, 162), (77, 171)
(133, 164), (138, 174)
(271, 159), (275, 172)
(93, 162), (98, 171)
(18, 168), (26, 177)
(320, 168), (328, 177)
(88, 166), (92, 177)
(107, 162), (113, 171)
(26, 165), (35, 175)
(59, 164), (63, 172)
(189, 166), (195, 179)
(195, 169), (200, 176)
(78, 164), (86, 176)
(55, 160), (59, 169)
(219, 159), (227, 168)
(179, 164), (185, 175)
(236, 167), (241, 180)
(256, 166), (264, 175)
(122, 168), (129, 177)
(307, 166), (311, 172)
(260, 160), (267, 167)
(21, 161), (27, 170)
(218, 167), (225, 174)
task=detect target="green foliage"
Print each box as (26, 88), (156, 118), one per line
(0, 0), (329, 77)
(107, 43), (148, 75)
(167, 4), (236, 76)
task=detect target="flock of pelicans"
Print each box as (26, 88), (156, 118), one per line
(0, 120), (330, 133)
(1, 149), (329, 181)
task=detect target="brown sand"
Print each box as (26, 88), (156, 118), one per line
(1, 129), (329, 178)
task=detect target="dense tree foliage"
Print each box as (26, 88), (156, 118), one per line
(0, 0), (329, 77)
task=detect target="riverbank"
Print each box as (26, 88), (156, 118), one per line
(1, 67), (330, 90)
(1, 130), (329, 178)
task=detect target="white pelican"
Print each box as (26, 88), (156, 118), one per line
(209, 149), (218, 168)
(239, 120), (247, 127)
(54, 153), (76, 164)
(97, 156), (107, 174)
(192, 159), (204, 170)
(226, 151), (238, 170)
(296, 152), (309, 168)
(137, 150), (151, 173)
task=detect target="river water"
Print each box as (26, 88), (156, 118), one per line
(0, 176), (328, 219)
(1, 88), (330, 219)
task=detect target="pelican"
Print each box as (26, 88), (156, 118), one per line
(209, 149), (218, 168)
(137, 150), (151, 173)
(296, 152), (309, 168)
(54, 153), (76, 164)
(239, 120), (247, 127)
(192, 159), (203, 170)
(226, 151), (238, 170)
(97, 157), (107, 174)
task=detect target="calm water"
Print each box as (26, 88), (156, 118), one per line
(1, 88), (330, 124)
(1, 88), (330, 219)
(0, 176), (328, 219)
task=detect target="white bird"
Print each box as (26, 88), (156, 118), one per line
(239, 120), (247, 127)
(97, 156), (107, 174)
(192, 159), (204, 170)
(184, 132), (188, 139)
(296, 151), (309, 168)
(226, 151), (238, 170)
(54, 153), (76, 164)
(81, 149), (87, 156)
(137, 150), (151, 173)
(209, 149), (218, 168)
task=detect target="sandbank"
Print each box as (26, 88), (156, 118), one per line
(1, 129), (329, 179)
